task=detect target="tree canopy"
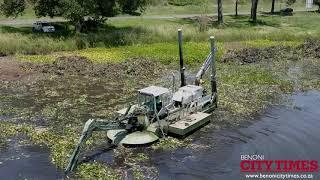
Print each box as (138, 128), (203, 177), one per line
(0, 0), (26, 17)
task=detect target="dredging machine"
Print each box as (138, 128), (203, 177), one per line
(66, 29), (218, 172)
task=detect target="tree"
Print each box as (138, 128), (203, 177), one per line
(235, 0), (239, 16)
(0, 0), (147, 32)
(271, 0), (275, 14)
(0, 0), (26, 17)
(251, 0), (259, 23)
(217, 0), (223, 24)
(314, 0), (320, 12)
(235, 0), (246, 17)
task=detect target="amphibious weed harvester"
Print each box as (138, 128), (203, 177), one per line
(66, 30), (218, 172)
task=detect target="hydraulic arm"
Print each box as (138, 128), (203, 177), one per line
(195, 52), (213, 86)
(194, 36), (217, 107)
(65, 105), (132, 172)
(65, 119), (124, 172)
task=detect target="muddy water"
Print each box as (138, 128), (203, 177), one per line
(0, 137), (63, 180)
(153, 91), (320, 180)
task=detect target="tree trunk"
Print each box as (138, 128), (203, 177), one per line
(75, 19), (84, 33)
(251, 0), (259, 23)
(217, 0), (223, 24)
(251, 0), (254, 18)
(235, 0), (238, 16)
(271, 0), (275, 14)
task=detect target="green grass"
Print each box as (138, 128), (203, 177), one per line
(145, 0), (317, 15)
(108, 12), (320, 42)
(18, 41), (224, 65)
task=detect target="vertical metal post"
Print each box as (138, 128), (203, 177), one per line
(210, 36), (217, 106)
(178, 29), (186, 87)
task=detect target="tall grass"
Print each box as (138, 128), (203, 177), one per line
(0, 33), (76, 55)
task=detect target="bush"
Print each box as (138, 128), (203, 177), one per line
(75, 37), (88, 49)
(0, 0), (25, 17)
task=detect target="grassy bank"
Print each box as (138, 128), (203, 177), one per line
(0, 12), (319, 56)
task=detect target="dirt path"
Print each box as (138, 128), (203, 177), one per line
(0, 13), (227, 26)
(0, 10), (312, 26)
(0, 18), (66, 26)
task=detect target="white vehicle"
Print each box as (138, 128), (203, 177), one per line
(32, 21), (55, 33)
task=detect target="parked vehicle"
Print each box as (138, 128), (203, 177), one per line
(32, 21), (55, 33)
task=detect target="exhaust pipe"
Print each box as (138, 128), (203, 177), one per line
(178, 29), (186, 87)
